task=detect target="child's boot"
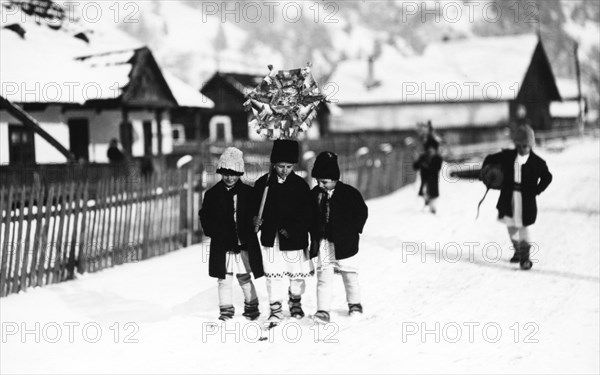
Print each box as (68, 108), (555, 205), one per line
(288, 291), (305, 319)
(509, 240), (521, 263)
(242, 299), (260, 321)
(266, 301), (284, 327)
(348, 303), (363, 316)
(218, 305), (235, 321)
(313, 310), (330, 324)
(519, 241), (533, 270)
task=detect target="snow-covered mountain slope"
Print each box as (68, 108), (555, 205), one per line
(1, 137), (598, 374)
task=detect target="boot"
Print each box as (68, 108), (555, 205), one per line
(266, 301), (284, 326)
(242, 300), (260, 321)
(519, 241), (533, 270)
(288, 290), (305, 319)
(218, 305), (235, 321)
(313, 310), (330, 324)
(509, 240), (521, 263)
(348, 303), (363, 316)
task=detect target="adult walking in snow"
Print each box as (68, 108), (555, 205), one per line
(199, 147), (264, 321)
(481, 124), (552, 270)
(413, 137), (443, 214)
(252, 139), (315, 326)
(309, 151), (368, 324)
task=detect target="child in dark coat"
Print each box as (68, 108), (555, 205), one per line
(309, 152), (368, 323)
(481, 125), (552, 270)
(253, 140), (315, 326)
(199, 147), (264, 320)
(413, 137), (443, 214)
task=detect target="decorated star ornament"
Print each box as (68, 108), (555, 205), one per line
(244, 63), (328, 140)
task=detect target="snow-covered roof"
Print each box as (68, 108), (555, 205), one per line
(329, 34), (543, 105)
(1, 4), (211, 108)
(0, 6), (139, 104)
(555, 78), (587, 100)
(163, 70), (214, 108)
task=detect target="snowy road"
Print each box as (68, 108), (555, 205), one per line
(1, 138), (598, 374)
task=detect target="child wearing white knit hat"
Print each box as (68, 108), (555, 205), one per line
(200, 147), (264, 321)
(216, 147), (245, 176)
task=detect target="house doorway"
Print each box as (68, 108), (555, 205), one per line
(67, 118), (90, 161)
(208, 115), (232, 143)
(143, 120), (153, 156)
(120, 121), (133, 155)
(8, 124), (35, 164)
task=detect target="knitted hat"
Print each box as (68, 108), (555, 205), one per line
(512, 124), (535, 147)
(312, 151), (340, 180)
(216, 147), (244, 176)
(270, 139), (299, 164)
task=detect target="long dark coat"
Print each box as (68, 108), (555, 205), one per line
(413, 154), (442, 198)
(483, 149), (552, 226)
(309, 182), (368, 260)
(253, 171), (315, 251)
(199, 180), (264, 279)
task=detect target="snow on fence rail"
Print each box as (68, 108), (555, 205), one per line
(0, 169), (192, 297)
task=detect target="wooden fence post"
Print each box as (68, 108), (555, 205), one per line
(0, 186), (13, 296)
(186, 166), (194, 247)
(75, 182), (89, 276)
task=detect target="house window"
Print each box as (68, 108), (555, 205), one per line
(8, 124), (35, 164)
(143, 120), (153, 156)
(67, 118), (90, 161)
(208, 115), (232, 143)
(172, 124), (186, 145)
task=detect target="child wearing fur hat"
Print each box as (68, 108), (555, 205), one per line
(481, 124), (552, 270)
(199, 147), (264, 321)
(309, 151), (368, 324)
(252, 139), (316, 326)
(413, 137), (443, 214)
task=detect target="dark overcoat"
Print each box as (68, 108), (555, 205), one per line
(413, 154), (443, 198)
(253, 171), (315, 251)
(199, 180), (264, 279)
(482, 149), (552, 226)
(309, 181), (368, 260)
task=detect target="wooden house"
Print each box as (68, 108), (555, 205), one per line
(0, 7), (212, 165)
(328, 34), (564, 144)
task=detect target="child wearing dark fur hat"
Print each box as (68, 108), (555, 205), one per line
(309, 151), (368, 324)
(252, 139), (316, 326)
(413, 137), (443, 214)
(481, 125), (552, 270)
(199, 147), (264, 321)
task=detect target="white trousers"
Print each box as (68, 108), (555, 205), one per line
(217, 273), (257, 307)
(315, 240), (361, 311)
(266, 277), (306, 304)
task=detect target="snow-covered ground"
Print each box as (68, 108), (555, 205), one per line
(1, 138), (599, 374)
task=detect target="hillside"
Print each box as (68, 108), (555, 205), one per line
(3, 0), (597, 107)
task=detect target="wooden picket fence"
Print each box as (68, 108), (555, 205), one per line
(0, 142), (416, 297)
(0, 169), (193, 297)
(335, 147), (416, 200)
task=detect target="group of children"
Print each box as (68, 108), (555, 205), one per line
(199, 140), (368, 325)
(200, 124), (553, 325)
